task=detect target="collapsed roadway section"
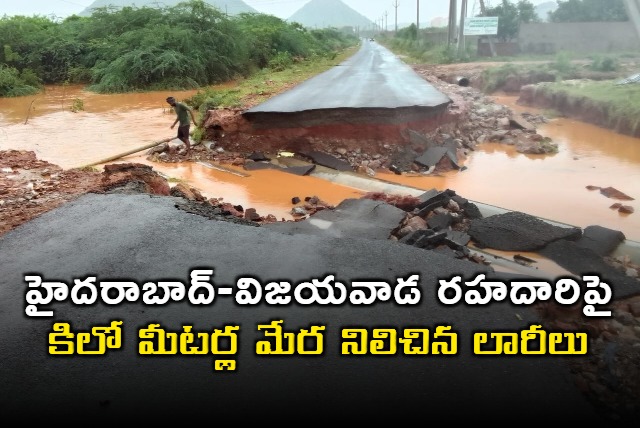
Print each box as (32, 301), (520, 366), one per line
(229, 40), (453, 148)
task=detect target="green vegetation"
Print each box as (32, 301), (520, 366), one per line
(588, 55), (619, 72)
(478, 50), (629, 93)
(484, 0), (540, 42)
(548, 51), (576, 75)
(77, 166), (100, 172)
(380, 0), (539, 63)
(380, 0), (638, 68)
(381, 27), (477, 64)
(70, 98), (85, 112)
(480, 63), (527, 92)
(167, 177), (187, 183)
(0, 65), (41, 96)
(539, 137), (559, 153)
(0, 0), (357, 96)
(533, 79), (640, 133)
(549, 0), (627, 22)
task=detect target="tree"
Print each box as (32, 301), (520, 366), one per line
(396, 23), (417, 40)
(549, 0), (628, 22)
(483, 0), (541, 42)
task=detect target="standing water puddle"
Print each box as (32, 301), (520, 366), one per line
(378, 93), (640, 242)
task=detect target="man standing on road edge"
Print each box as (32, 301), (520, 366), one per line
(166, 96), (197, 154)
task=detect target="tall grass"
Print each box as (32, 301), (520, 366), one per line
(534, 80), (640, 134)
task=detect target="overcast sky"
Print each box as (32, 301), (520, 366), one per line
(1, 0), (553, 25)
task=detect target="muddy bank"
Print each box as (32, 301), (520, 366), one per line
(410, 61), (638, 138)
(201, 106), (453, 154)
(518, 83), (640, 138)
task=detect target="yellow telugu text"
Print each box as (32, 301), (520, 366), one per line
(47, 322), (588, 360)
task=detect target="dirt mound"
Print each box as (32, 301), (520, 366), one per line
(0, 150), (104, 236)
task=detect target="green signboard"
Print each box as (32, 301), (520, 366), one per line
(464, 17), (499, 35)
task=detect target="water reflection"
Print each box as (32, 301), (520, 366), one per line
(0, 86), (638, 241)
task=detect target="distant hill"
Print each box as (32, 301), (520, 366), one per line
(79, 0), (257, 17)
(535, 1), (558, 22)
(287, 0), (374, 29)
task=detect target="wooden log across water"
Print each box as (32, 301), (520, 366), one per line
(78, 137), (174, 168)
(78, 138), (251, 178)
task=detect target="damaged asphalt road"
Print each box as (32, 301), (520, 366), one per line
(1, 40), (639, 424)
(244, 39), (451, 113)
(0, 190), (618, 424)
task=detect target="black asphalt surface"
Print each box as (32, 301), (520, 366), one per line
(244, 38), (451, 112)
(0, 193), (610, 423)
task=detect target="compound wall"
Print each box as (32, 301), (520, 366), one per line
(518, 21), (640, 54)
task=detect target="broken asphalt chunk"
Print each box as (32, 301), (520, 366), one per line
(468, 211), (582, 251)
(283, 164), (315, 176)
(414, 146), (450, 168)
(509, 114), (536, 131)
(427, 213), (453, 231)
(417, 189), (440, 204)
(399, 229), (435, 246)
(264, 198), (405, 240)
(445, 230), (471, 247)
(243, 161), (280, 171)
(414, 189), (455, 217)
(414, 139), (460, 170)
(247, 151), (271, 161)
(243, 161), (315, 176)
(539, 239), (640, 299)
(408, 129), (438, 149)
(297, 150), (353, 171)
(574, 225), (626, 257)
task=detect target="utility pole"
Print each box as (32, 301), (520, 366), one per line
(458, 0), (467, 55)
(478, 0), (496, 57)
(384, 11), (388, 32)
(448, 0), (458, 45)
(416, 0), (419, 31)
(392, 0), (399, 33)
(622, 0), (640, 41)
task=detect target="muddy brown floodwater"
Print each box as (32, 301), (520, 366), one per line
(0, 85), (638, 241)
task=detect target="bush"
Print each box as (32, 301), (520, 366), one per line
(67, 66), (92, 84)
(0, 65), (41, 97)
(70, 98), (84, 112)
(589, 55), (618, 72)
(268, 51), (293, 71)
(19, 68), (41, 87)
(481, 63), (522, 92)
(184, 88), (243, 110)
(549, 51), (576, 76)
